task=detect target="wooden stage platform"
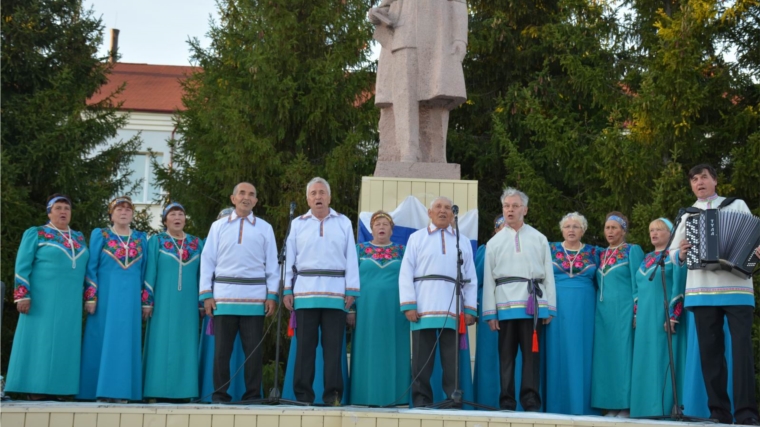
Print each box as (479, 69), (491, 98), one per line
(0, 402), (717, 427)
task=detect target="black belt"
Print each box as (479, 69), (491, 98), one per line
(214, 276), (266, 285)
(291, 267), (346, 287)
(413, 275), (471, 284)
(495, 276), (543, 296)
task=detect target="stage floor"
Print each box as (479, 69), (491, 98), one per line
(0, 402), (718, 427)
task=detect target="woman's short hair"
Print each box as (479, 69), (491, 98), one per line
(559, 212), (588, 232)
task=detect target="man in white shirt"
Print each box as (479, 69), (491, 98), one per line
(482, 187), (556, 411)
(398, 196), (477, 407)
(200, 182), (278, 403)
(283, 177), (359, 406)
(670, 164), (759, 425)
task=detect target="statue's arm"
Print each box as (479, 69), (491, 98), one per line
(449, 0), (468, 45)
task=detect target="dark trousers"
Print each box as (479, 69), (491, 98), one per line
(692, 305), (758, 423)
(498, 319), (541, 411)
(293, 308), (346, 404)
(411, 328), (457, 407)
(212, 315), (264, 402)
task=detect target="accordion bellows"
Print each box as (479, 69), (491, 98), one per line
(685, 209), (760, 279)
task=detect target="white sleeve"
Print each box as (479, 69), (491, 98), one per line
(199, 222), (219, 300)
(482, 242), (497, 321)
(344, 219), (360, 297)
(462, 242), (478, 317)
(264, 224), (280, 301)
(284, 219), (298, 296)
(542, 237), (557, 315)
(399, 234), (418, 311)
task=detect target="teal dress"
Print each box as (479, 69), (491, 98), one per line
(591, 243), (644, 410)
(349, 242), (409, 406)
(544, 243), (599, 415)
(143, 232), (204, 399)
(630, 250), (687, 417)
(77, 228), (148, 401)
(5, 225), (89, 395)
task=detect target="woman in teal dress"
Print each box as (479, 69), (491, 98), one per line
(143, 203), (204, 400)
(474, 215), (505, 408)
(6, 194), (89, 399)
(349, 211), (408, 406)
(77, 196), (148, 402)
(545, 212), (599, 415)
(198, 207), (246, 402)
(591, 211), (644, 417)
(630, 218), (687, 417)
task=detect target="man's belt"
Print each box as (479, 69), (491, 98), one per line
(495, 276), (543, 295)
(413, 275), (471, 284)
(213, 276), (266, 285)
(292, 268), (346, 278)
(291, 268), (346, 289)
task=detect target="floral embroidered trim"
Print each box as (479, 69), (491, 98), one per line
(101, 229), (144, 269)
(551, 243), (597, 275)
(358, 242), (404, 266)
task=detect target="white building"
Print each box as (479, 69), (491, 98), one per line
(88, 62), (197, 230)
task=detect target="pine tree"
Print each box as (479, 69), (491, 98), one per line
(155, 0), (377, 238)
(153, 0), (378, 386)
(1, 0), (141, 373)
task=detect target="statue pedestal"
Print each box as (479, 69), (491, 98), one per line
(373, 161), (461, 180)
(359, 176), (477, 223)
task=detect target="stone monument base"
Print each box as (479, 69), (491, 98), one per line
(374, 161), (461, 180)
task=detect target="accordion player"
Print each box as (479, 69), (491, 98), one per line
(683, 206), (760, 279)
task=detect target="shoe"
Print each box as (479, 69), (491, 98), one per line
(709, 409), (733, 424)
(616, 409), (630, 418)
(738, 418), (760, 426)
(604, 410), (619, 417)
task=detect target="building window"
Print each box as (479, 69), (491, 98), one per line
(128, 153), (164, 204)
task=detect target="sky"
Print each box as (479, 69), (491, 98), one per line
(84, 0), (220, 66)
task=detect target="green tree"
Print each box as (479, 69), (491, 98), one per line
(1, 0), (140, 373)
(153, 0), (378, 387)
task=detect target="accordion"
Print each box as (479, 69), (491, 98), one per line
(685, 209), (760, 279)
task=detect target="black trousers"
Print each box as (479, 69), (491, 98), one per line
(692, 305), (758, 423)
(293, 308), (346, 404)
(212, 315), (264, 402)
(498, 319), (541, 411)
(411, 328), (457, 407)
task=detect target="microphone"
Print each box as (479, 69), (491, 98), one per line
(289, 202), (296, 216)
(452, 205), (459, 215)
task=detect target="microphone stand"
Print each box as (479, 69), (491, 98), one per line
(248, 204), (305, 406)
(644, 210), (711, 423)
(430, 208), (496, 411)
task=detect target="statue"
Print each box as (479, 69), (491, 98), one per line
(370, 0), (468, 178)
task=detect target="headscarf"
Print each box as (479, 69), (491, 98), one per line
(217, 207), (235, 220)
(607, 215), (628, 232)
(494, 215), (505, 230)
(370, 211), (394, 229)
(46, 196), (71, 214)
(162, 202), (185, 226)
(658, 217), (674, 232)
(108, 196), (134, 215)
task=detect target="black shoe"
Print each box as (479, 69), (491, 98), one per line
(708, 409), (733, 425)
(738, 418), (760, 426)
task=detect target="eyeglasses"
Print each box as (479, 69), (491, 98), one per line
(562, 225), (582, 230)
(502, 204), (523, 210)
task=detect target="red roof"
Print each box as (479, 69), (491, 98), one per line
(88, 63), (199, 114)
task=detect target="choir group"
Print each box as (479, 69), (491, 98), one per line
(5, 165), (759, 425)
